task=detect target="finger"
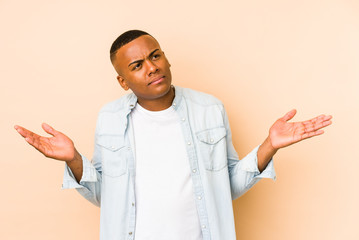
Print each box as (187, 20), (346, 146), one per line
(15, 125), (51, 155)
(324, 115), (333, 121)
(301, 129), (324, 140)
(308, 114), (332, 124)
(14, 125), (37, 139)
(307, 119), (332, 132)
(282, 109), (297, 122)
(14, 125), (26, 137)
(24, 135), (49, 156)
(299, 114), (332, 130)
(42, 123), (59, 137)
(304, 115), (324, 126)
(321, 120), (332, 128)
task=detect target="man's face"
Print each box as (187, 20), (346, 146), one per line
(112, 35), (172, 102)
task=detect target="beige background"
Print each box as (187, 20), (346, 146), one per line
(1, 0), (358, 239)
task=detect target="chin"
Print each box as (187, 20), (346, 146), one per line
(144, 82), (173, 100)
(153, 83), (173, 98)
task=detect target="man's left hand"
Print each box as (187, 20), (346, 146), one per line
(268, 109), (332, 150)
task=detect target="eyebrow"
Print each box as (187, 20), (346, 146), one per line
(128, 49), (160, 68)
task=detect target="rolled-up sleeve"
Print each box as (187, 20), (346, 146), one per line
(237, 145), (276, 179)
(61, 151), (103, 206)
(61, 154), (98, 189)
(61, 150), (102, 207)
(229, 145), (276, 200)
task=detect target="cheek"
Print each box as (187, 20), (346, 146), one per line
(127, 73), (146, 87)
(156, 60), (168, 70)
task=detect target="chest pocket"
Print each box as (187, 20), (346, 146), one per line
(196, 127), (227, 171)
(97, 135), (127, 177)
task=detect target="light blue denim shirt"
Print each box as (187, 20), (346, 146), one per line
(62, 86), (276, 240)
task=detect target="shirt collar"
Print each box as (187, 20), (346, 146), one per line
(126, 85), (183, 112)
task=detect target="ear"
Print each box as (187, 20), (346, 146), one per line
(117, 75), (130, 91)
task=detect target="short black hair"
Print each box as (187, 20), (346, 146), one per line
(110, 30), (151, 63)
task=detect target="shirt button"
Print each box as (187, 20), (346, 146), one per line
(173, 103), (176, 106)
(111, 146), (115, 150)
(129, 232), (133, 235)
(210, 138), (214, 143)
(127, 147), (131, 150)
(181, 118), (185, 121)
(192, 169), (197, 173)
(132, 202), (135, 206)
(197, 196), (202, 200)
(202, 225), (206, 229)
(187, 142), (191, 145)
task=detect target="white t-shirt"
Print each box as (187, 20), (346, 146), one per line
(131, 103), (202, 240)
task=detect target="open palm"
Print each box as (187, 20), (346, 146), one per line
(14, 123), (76, 161)
(269, 109), (332, 149)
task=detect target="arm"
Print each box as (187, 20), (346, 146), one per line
(257, 109), (332, 172)
(225, 107), (332, 199)
(223, 107), (276, 200)
(15, 123), (102, 206)
(66, 151), (83, 183)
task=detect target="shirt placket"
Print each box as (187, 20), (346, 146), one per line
(176, 99), (211, 240)
(126, 103), (137, 239)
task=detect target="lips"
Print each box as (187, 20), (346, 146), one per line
(148, 76), (165, 85)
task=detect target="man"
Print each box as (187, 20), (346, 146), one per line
(14, 30), (332, 240)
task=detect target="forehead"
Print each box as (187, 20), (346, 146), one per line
(115, 35), (161, 64)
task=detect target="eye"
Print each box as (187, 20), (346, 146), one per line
(152, 54), (161, 60)
(133, 63), (142, 70)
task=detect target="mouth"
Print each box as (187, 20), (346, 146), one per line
(148, 76), (165, 86)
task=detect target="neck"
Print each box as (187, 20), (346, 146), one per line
(137, 86), (175, 111)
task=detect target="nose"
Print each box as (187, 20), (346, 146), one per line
(146, 60), (158, 76)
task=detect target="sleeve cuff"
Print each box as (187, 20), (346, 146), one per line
(61, 154), (98, 189)
(239, 145), (276, 180)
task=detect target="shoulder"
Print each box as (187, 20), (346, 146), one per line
(180, 87), (223, 107)
(98, 92), (135, 114)
(95, 93), (135, 134)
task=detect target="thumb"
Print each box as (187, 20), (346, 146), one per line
(282, 109), (297, 122)
(42, 123), (59, 136)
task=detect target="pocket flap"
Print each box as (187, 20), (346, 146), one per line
(96, 135), (125, 151)
(197, 127), (227, 144)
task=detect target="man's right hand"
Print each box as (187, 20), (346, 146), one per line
(14, 123), (79, 162)
(15, 123), (83, 182)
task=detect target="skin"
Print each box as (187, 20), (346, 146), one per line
(14, 35), (333, 182)
(257, 109), (332, 171)
(113, 35), (174, 111)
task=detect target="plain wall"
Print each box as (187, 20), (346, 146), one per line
(1, 0), (358, 239)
